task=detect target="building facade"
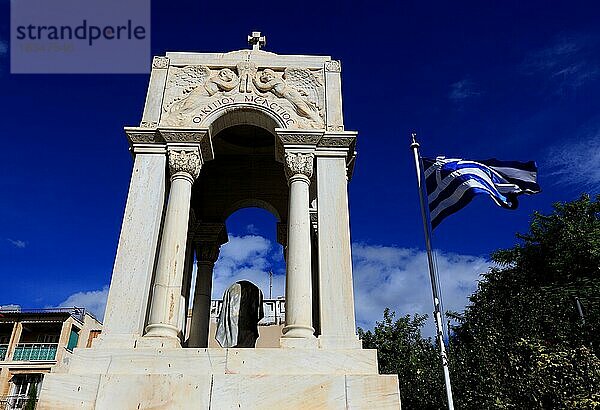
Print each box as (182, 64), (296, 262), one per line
(0, 307), (102, 409)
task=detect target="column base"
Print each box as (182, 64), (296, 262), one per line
(144, 323), (179, 338)
(282, 324), (315, 339)
(141, 324), (182, 348)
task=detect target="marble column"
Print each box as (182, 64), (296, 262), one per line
(99, 146), (166, 348)
(144, 149), (201, 343)
(187, 222), (226, 348)
(179, 234), (195, 338)
(316, 152), (361, 349)
(281, 151), (317, 346)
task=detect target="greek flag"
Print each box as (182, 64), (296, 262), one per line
(423, 157), (540, 229)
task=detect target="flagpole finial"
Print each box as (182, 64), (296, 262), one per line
(410, 132), (420, 149)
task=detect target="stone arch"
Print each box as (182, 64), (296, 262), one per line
(201, 104), (287, 138)
(191, 117), (288, 226)
(223, 199), (281, 222)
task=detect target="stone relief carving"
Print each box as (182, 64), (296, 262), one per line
(127, 131), (157, 143)
(162, 66), (239, 126)
(284, 152), (314, 179)
(152, 56), (169, 69)
(318, 137), (355, 147)
(161, 131), (205, 143)
(279, 134), (322, 145)
(161, 63), (325, 129)
(236, 61), (258, 93)
(253, 68), (323, 124)
(324, 60), (341, 72)
(168, 150), (201, 180)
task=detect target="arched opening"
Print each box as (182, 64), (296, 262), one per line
(214, 207), (284, 301)
(185, 114), (290, 348)
(185, 207), (286, 348)
(190, 123), (288, 224)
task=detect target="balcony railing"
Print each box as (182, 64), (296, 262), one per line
(12, 343), (58, 361)
(0, 344), (7, 361)
(0, 395), (37, 410)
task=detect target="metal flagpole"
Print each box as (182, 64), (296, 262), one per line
(410, 134), (455, 410)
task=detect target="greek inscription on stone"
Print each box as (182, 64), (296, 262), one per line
(191, 95), (296, 126)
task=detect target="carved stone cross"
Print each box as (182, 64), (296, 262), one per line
(248, 31), (266, 51)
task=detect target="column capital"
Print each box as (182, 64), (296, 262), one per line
(284, 152), (314, 180)
(195, 243), (220, 264)
(191, 223), (228, 263)
(168, 149), (201, 180)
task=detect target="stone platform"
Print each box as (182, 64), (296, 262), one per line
(37, 348), (401, 409)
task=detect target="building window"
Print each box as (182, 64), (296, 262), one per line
(5, 373), (42, 410)
(36, 334), (59, 343)
(0, 335), (9, 361)
(86, 330), (101, 348)
(66, 328), (79, 352)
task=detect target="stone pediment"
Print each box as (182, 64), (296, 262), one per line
(140, 49), (344, 132)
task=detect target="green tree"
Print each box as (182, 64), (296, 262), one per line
(359, 309), (446, 409)
(450, 194), (600, 409)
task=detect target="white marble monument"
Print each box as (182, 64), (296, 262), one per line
(37, 33), (401, 409)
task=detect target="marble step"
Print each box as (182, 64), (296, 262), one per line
(61, 347), (380, 376)
(38, 373), (401, 409)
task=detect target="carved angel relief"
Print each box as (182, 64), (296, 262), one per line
(161, 63), (325, 129)
(253, 68), (323, 124)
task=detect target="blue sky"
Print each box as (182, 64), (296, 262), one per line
(1, 1), (599, 333)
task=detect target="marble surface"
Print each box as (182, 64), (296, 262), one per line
(37, 348), (401, 409)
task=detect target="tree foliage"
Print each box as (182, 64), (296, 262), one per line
(450, 194), (600, 409)
(359, 309), (445, 409)
(361, 195), (600, 409)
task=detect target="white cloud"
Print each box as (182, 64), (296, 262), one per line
(209, 235), (488, 337)
(7, 238), (27, 248)
(449, 79), (481, 102)
(352, 243), (489, 334)
(0, 304), (21, 311)
(210, 234), (285, 301)
(544, 129), (600, 191)
(58, 286), (109, 321)
(522, 35), (600, 94)
(54, 237), (488, 335)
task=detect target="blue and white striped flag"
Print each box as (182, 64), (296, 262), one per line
(423, 157), (540, 229)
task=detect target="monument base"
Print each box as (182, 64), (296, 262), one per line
(37, 347), (401, 409)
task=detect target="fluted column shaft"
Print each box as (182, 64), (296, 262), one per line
(188, 260), (214, 347)
(145, 149), (201, 341)
(282, 152), (316, 342)
(188, 223), (227, 348)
